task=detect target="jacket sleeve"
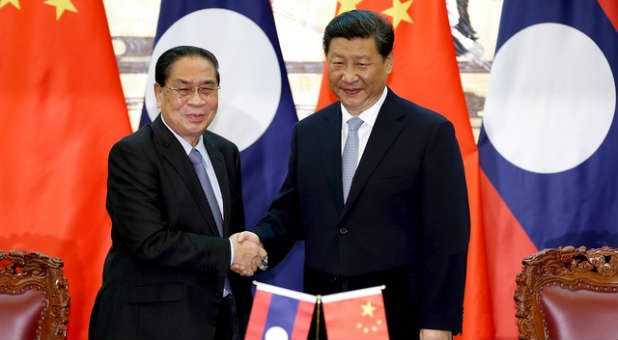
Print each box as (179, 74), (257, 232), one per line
(228, 142), (246, 236)
(419, 120), (470, 334)
(252, 125), (302, 266)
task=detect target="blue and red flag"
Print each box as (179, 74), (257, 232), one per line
(142, 0), (303, 290)
(245, 282), (316, 340)
(479, 0), (617, 338)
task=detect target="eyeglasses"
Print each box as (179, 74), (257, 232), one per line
(164, 85), (219, 99)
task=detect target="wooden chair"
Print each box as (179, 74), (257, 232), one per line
(514, 246), (617, 340)
(0, 250), (70, 340)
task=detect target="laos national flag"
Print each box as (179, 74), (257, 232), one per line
(245, 282), (316, 340)
(478, 0), (617, 338)
(142, 1), (304, 290)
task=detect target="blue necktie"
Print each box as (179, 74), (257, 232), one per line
(188, 148), (224, 237)
(189, 148), (232, 296)
(342, 117), (364, 203)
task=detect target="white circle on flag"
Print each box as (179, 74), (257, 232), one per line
(264, 326), (289, 340)
(483, 23), (615, 173)
(144, 9), (282, 151)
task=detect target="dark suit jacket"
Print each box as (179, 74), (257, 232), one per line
(253, 88), (470, 338)
(89, 116), (252, 340)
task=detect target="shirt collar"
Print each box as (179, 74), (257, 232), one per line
(340, 86), (388, 128)
(161, 114), (205, 156)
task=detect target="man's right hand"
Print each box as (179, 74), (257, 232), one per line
(229, 232), (265, 276)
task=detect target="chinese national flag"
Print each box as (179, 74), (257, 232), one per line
(322, 287), (389, 340)
(0, 1), (131, 339)
(317, 1), (493, 338)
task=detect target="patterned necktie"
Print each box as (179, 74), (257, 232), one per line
(342, 117), (364, 203)
(188, 148), (223, 236)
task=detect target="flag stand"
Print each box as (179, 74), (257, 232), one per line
(315, 295), (322, 340)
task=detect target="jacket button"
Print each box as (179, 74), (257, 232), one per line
(338, 227), (349, 235)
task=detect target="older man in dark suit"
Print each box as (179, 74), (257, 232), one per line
(234, 10), (470, 340)
(89, 46), (265, 340)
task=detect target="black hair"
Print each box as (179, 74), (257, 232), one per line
(155, 45), (220, 86)
(323, 9), (394, 59)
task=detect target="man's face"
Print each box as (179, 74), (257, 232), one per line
(154, 55), (218, 146)
(326, 36), (393, 116)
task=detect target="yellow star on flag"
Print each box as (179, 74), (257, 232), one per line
(361, 301), (377, 317)
(337, 0), (363, 15)
(44, 0), (77, 20)
(382, 0), (414, 29)
(0, 0), (20, 10)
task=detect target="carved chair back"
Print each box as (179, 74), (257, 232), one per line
(0, 250), (70, 340)
(514, 246), (618, 340)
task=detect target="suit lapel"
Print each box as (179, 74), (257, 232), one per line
(318, 105), (345, 215)
(341, 90), (406, 219)
(151, 116), (221, 236)
(203, 135), (232, 237)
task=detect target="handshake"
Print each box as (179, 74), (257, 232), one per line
(229, 231), (267, 276)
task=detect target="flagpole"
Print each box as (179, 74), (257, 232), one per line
(315, 295), (322, 340)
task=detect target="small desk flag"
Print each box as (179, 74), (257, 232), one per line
(245, 282), (316, 340)
(321, 286), (389, 340)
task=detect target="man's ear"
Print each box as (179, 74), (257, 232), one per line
(385, 52), (394, 75)
(154, 83), (162, 108)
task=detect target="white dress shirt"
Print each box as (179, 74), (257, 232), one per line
(340, 86), (388, 164)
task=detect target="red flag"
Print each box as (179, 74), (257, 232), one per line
(0, 1), (131, 338)
(316, 1), (493, 338)
(322, 286), (389, 340)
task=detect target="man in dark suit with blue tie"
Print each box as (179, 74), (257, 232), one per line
(89, 46), (266, 340)
(234, 10), (470, 340)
